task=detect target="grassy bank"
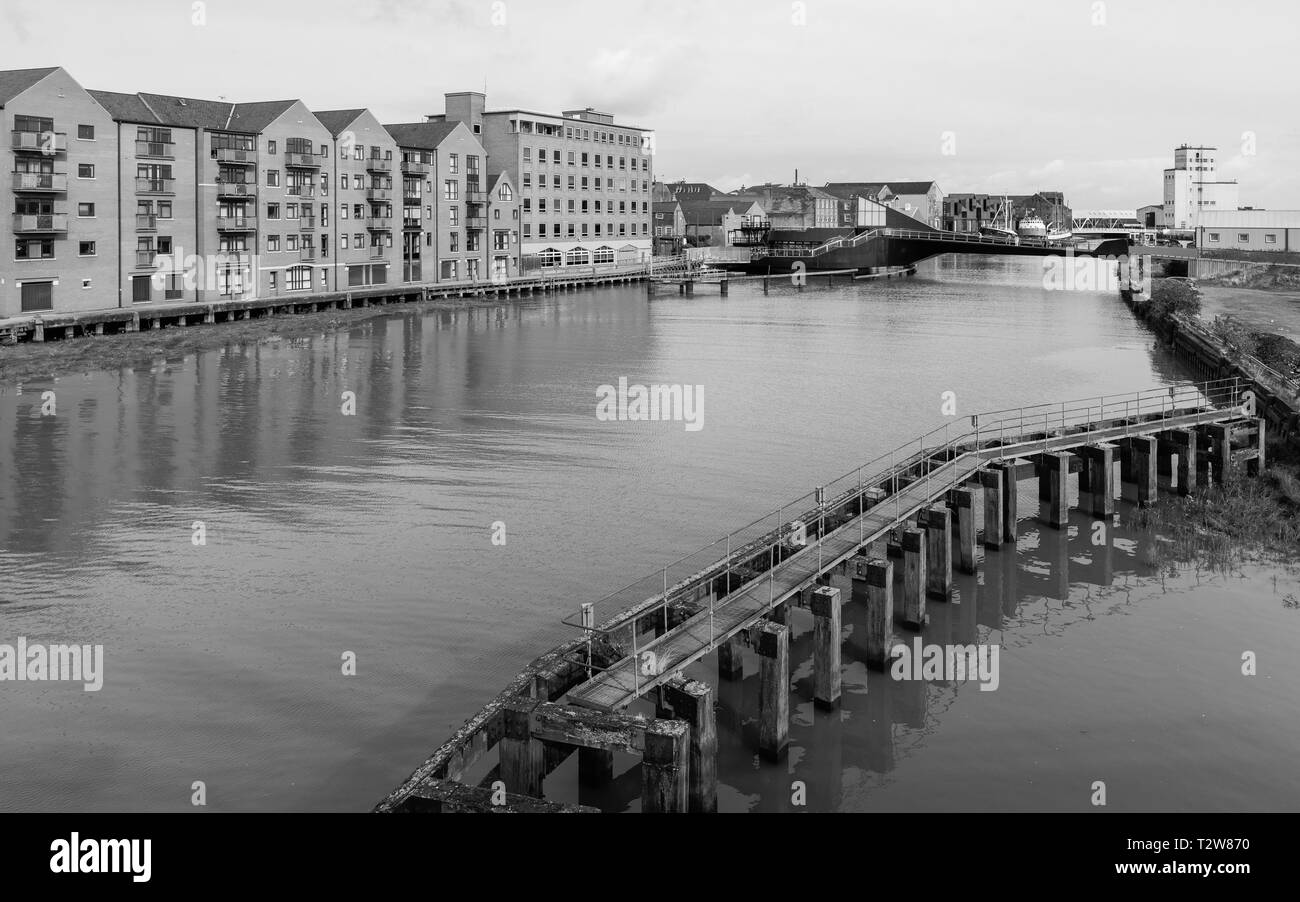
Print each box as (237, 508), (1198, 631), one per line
(1133, 439), (1300, 574)
(1197, 263), (1300, 292)
(0, 293), (510, 385)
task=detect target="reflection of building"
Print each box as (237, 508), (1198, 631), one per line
(426, 93), (653, 269)
(1197, 210), (1300, 254)
(1163, 144), (1238, 231)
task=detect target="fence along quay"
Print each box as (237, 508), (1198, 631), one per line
(375, 377), (1269, 814)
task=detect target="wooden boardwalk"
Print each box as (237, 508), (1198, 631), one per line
(566, 406), (1243, 711)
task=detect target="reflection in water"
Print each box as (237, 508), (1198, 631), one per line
(2, 255), (1297, 812)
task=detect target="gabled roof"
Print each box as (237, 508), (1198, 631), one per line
(0, 67), (59, 106)
(874, 180), (938, 195)
(823, 182), (892, 200)
(314, 108), (366, 137)
(653, 200), (682, 213)
(487, 171), (514, 193)
(87, 88), (299, 133)
(678, 197), (746, 225)
(383, 121), (461, 150)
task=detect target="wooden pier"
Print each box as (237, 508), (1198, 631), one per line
(376, 375), (1273, 814)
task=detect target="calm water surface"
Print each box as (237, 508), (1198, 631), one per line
(2, 255), (1297, 811)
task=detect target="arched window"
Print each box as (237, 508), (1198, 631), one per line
(565, 247), (590, 266)
(538, 247), (562, 268)
(498, 184), (513, 202)
(592, 245), (614, 265)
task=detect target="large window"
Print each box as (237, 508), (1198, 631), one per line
(592, 245), (614, 264)
(538, 248), (562, 268)
(565, 247), (589, 266)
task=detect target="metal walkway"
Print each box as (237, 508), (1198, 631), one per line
(564, 379), (1250, 711)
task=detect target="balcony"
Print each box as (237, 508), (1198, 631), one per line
(403, 217), (422, 230)
(466, 190), (487, 204)
(299, 216), (316, 231)
(401, 160), (428, 175)
(216, 216), (254, 232)
(465, 216), (487, 230)
(216, 183), (256, 200)
(12, 213), (69, 233)
(366, 157), (392, 172)
(11, 130), (66, 154)
(369, 248), (388, 260)
(13, 172), (68, 193)
(136, 214), (157, 231)
(136, 250), (158, 269)
(215, 147), (257, 165)
(284, 152), (320, 169)
(136, 177), (175, 195)
(299, 246), (318, 262)
(136, 140), (175, 159)
(287, 184), (316, 199)
(364, 187), (391, 202)
(364, 217), (391, 231)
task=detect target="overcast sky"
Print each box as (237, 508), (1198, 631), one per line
(4, 0), (1297, 209)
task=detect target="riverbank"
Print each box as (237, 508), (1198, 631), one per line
(1199, 283), (1300, 342)
(0, 292), (515, 385)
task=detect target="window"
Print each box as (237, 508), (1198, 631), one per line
(568, 152), (575, 166)
(448, 153), (458, 174)
(340, 173), (348, 189)
(341, 235), (349, 249)
(523, 147), (531, 163)
(77, 203), (95, 217)
(287, 235), (299, 251)
(1238, 233), (1249, 243)
(523, 173), (531, 189)
(1265, 233), (1277, 244)
(449, 232), (459, 252)
(268, 235), (280, 252)
(444, 180), (458, 200)
(159, 201), (173, 218)
(499, 184), (513, 201)
(20, 281), (53, 311)
(269, 272), (278, 290)
(82, 279), (92, 289)
(267, 170), (280, 187)
(353, 175), (362, 189)
(268, 140), (278, 155)
(268, 203), (281, 219)
(449, 206), (459, 226)
(568, 175), (575, 190)
(441, 260), (457, 280)
(553, 150), (560, 164)
(78, 124), (95, 140)
(77, 164), (95, 179)
(79, 241), (96, 256)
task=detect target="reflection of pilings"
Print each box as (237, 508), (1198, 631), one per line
(862, 673), (896, 773)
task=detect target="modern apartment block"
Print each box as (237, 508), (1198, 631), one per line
(2, 67), (119, 317)
(384, 120), (520, 283)
(426, 92), (653, 268)
(1163, 144), (1239, 231)
(2, 68), (639, 321)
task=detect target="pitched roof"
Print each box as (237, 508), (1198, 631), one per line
(87, 88), (298, 133)
(383, 120), (460, 150)
(0, 67), (59, 106)
(87, 89), (159, 124)
(823, 182), (892, 200)
(313, 108), (365, 137)
(228, 99), (299, 132)
(678, 197), (745, 225)
(874, 180), (937, 195)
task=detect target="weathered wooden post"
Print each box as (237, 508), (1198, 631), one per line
(921, 505), (952, 598)
(500, 697), (544, 798)
(757, 621), (789, 761)
(953, 487), (978, 574)
(719, 277), (729, 296)
(663, 678), (718, 813)
(901, 528), (926, 629)
(1130, 435), (1157, 505)
(1040, 451), (1071, 529)
(1081, 444), (1116, 516)
(684, 280), (694, 297)
(1248, 418), (1266, 476)
(811, 586), (842, 710)
(641, 720), (690, 813)
(993, 460), (1019, 542)
(860, 557), (893, 670)
(980, 469), (1004, 549)
(718, 636), (744, 681)
(1168, 428), (1198, 495)
(1200, 423), (1230, 486)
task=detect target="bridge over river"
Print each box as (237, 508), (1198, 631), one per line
(376, 377), (1267, 814)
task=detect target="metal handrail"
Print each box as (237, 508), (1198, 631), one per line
(559, 377), (1244, 665)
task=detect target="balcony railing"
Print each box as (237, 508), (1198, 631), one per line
(403, 217), (422, 230)
(136, 214), (157, 231)
(136, 177), (175, 195)
(13, 172), (68, 192)
(369, 249), (388, 260)
(401, 160), (428, 174)
(465, 216), (487, 229)
(299, 246), (318, 262)
(135, 140), (175, 159)
(216, 183), (256, 200)
(136, 250), (158, 269)
(11, 130), (67, 154)
(12, 213), (69, 233)
(215, 147), (258, 165)
(466, 190), (487, 204)
(364, 187), (391, 201)
(366, 157), (393, 172)
(288, 184), (316, 198)
(299, 216), (317, 231)
(364, 217), (391, 230)
(284, 152), (321, 168)
(216, 216), (254, 232)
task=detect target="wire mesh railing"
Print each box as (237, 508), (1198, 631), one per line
(560, 377), (1247, 696)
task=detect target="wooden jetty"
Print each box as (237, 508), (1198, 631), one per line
(377, 375), (1273, 814)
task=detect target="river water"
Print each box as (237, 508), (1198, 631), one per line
(2, 255), (1297, 812)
